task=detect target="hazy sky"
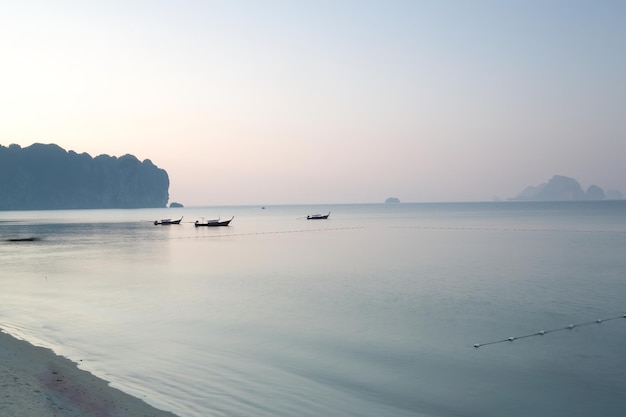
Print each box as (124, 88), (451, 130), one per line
(1, 1), (624, 206)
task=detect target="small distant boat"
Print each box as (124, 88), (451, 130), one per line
(194, 216), (234, 227)
(307, 212), (330, 220)
(154, 217), (183, 225)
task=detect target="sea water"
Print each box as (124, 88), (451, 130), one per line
(1, 202), (626, 417)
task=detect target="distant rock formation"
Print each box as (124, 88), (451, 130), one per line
(169, 202), (184, 208)
(510, 175), (621, 201)
(585, 185), (605, 200)
(0, 143), (170, 210)
(385, 197), (400, 203)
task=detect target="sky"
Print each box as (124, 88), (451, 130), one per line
(1, 1), (624, 206)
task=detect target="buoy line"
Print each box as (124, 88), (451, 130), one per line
(172, 226), (366, 240)
(473, 314), (626, 348)
(397, 225), (626, 234)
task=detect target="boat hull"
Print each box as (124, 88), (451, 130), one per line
(194, 217), (233, 227)
(154, 217), (183, 225)
(307, 212), (330, 220)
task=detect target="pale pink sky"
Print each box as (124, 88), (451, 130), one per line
(1, 1), (624, 206)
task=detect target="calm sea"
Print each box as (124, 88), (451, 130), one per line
(1, 202), (626, 417)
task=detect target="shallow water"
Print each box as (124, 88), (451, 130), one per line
(1, 202), (626, 416)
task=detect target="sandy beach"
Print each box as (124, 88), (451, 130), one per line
(0, 328), (179, 417)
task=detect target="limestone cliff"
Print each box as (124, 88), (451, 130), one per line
(0, 143), (170, 209)
(510, 175), (617, 201)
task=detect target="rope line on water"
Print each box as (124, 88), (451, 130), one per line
(474, 314), (626, 348)
(171, 226), (366, 240)
(398, 225), (626, 234)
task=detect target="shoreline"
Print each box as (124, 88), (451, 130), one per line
(0, 328), (180, 417)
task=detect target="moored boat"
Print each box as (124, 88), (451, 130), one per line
(154, 217), (183, 225)
(194, 216), (234, 227)
(307, 212), (330, 220)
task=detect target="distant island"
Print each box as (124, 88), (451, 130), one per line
(0, 143), (170, 210)
(385, 197), (400, 203)
(509, 175), (623, 201)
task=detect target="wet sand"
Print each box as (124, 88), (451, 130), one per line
(0, 328), (179, 417)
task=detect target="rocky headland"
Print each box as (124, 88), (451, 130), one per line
(0, 143), (170, 210)
(510, 175), (623, 201)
